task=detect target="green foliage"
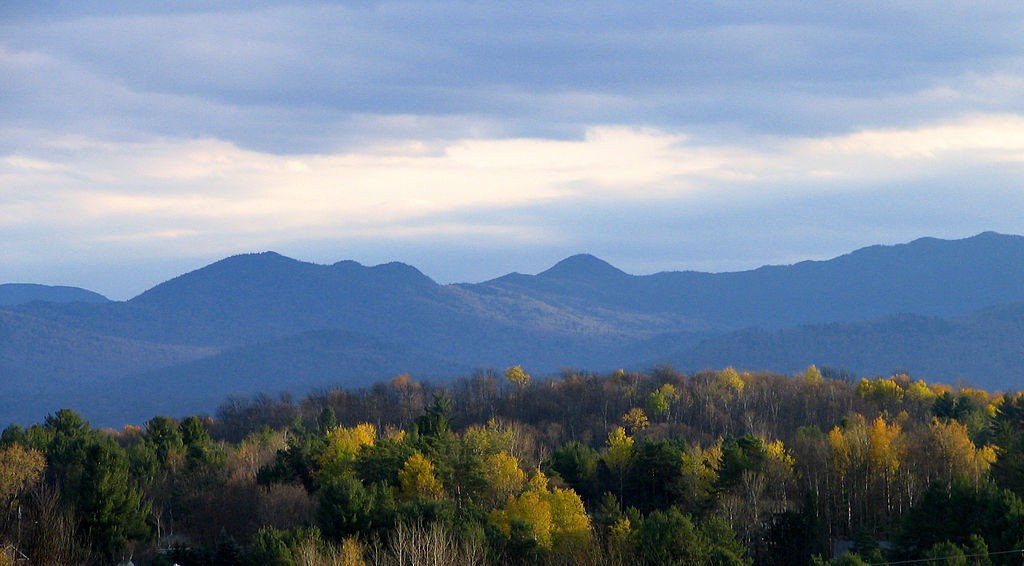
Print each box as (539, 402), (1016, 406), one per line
(145, 415), (185, 466)
(635, 507), (749, 566)
(354, 437), (416, 486)
(547, 441), (599, 501)
(413, 394), (453, 441)
(623, 439), (686, 513)
(317, 474), (395, 540)
(716, 434), (766, 490)
(76, 436), (153, 561)
(246, 527), (295, 566)
(897, 479), (1024, 563)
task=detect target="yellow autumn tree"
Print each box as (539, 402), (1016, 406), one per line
(866, 416), (904, 520)
(488, 469), (590, 551)
(621, 407), (649, 435)
(0, 443), (45, 514)
(714, 367), (745, 394)
(398, 452), (445, 502)
(603, 426), (634, 500)
(926, 417), (996, 488)
(319, 423), (377, 480)
(804, 365), (823, 384)
(462, 419), (519, 459)
(504, 365), (532, 389)
(482, 451), (526, 505)
(827, 413), (870, 534)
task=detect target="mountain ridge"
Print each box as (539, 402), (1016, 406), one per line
(0, 283), (110, 306)
(5, 231), (1024, 426)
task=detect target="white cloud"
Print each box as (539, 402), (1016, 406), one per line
(3, 114), (1023, 252)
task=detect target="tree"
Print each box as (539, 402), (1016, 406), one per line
(319, 423), (377, 481)
(482, 451), (526, 506)
(504, 366), (532, 389)
(76, 438), (152, 561)
(623, 439), (685, 513)
(317, 475), (395, 540)
(547, 442), (598, 502)
(488, 469), (590, 554)
(897, 478), (1024, 562)
(622, 407), (649, 435)
(805, 365), (823, 385)
(601, 427), (634, 501)
(144, 416), (184, 468)
(0, 443), (45, 535)
(646, 384), (678, 422)
(636, 507), (702, 566)
(398, 452), (444, 502)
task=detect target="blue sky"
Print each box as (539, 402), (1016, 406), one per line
(3, 2), (1024, 299)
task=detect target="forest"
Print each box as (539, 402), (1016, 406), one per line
(2, 365), (1024, 566)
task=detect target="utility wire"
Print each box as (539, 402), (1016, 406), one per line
(868, 548), (1024, 565)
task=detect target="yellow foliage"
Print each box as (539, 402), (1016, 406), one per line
(547, 486), (591, 547)
(463, 419), (518, 458)
(959, 387), (991, 407)
(828, 413), (869, 477)
(527, 468), (550, 493)
(905, 380), (936, 404)
(604, 426), (634, 473)
(491, 489), (553, 547)
(488, 469), (590, 550)
(398, 452), (444, 501)
(607, 516), (635, 553)
(0, 443), (45, 501)
(504, 365), (532, 388)
(622, 407), (649, 433)
(383, 425), (406, 442)
(856, 377), (904, 404)
(319, 423), (377, 478)
(483, 451), (526, 500)
(714, 367), (745, 394)
(804, 365), (823, 384)
(326, 423), (376, 454)
(339, 537), (366, 566)
(765, 439), (795, 469)
(928, 417), (992, 484)
(867, 416), (903, 476)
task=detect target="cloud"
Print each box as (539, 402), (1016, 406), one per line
(3, 114), (1022, 264)
(3, 2), (1024, 297)
(4, 2), (1024, 153)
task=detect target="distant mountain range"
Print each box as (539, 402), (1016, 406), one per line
(4, 231), (1024, 426)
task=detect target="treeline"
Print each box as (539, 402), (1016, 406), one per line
(4, 366), (1024, 565)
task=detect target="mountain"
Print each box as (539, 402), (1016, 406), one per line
(669, 302), (1024, 386)
(5, 231), (1024, 426)
(64, 329), (470, 425)
(0, 283), (109, 306)
(472, 231), (1024, 330)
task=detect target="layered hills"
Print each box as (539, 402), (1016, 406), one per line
(4, 232), (1024, 426)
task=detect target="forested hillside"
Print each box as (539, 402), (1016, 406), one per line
(3, 366), (1024, 565)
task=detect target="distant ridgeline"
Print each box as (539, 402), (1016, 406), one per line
(4, 231), (1024, 426)
(2, 366), (1022, 565)
(0, 283), (109, 306)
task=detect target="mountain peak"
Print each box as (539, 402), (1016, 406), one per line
(538, 254), (629, 280)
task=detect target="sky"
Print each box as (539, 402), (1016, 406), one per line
(3, 2), (1024, 300)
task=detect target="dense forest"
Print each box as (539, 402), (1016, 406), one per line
(3, 365), (1024, 565)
